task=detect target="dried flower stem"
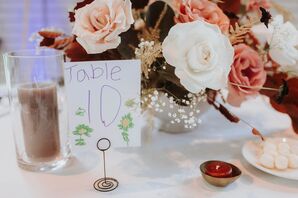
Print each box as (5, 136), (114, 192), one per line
(218, 90), (227, 103)
(229, 82), (279, 92)
(154, 4), (168, 30)
(210, 96), (265, 141)
(210, 0), (224, 3)
(139, 4), (168, 42)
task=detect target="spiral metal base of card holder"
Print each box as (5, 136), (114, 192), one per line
(93, 138), (119, 192)
(93, 177), (119, 192)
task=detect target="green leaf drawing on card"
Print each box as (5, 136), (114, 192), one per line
(75, 138), (86, 146)
(118, 113), (134, 146)
(75, 107), (86, 116)
(125, 98), (138, 110)
(73, 124), (93, 146)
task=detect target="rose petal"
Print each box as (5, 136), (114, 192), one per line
(174, 0), (230, 33)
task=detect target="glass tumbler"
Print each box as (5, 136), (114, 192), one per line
(3, 49), (71, 171)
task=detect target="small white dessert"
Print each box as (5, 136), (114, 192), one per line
(263, 150), (278, 157)
(278, 142), (290, 150)
(263, 141), (277, 156)
(274, 155), (288, 170)
(291, 145), (298, 155)
(258, 138), (298, 170)
(288, 154), (298, 169)
(278, 143), (290, 156)
(263, 141), (276, 150)
(260, 153), (275, 169)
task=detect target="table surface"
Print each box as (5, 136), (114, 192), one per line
(1, 95), (298, 198)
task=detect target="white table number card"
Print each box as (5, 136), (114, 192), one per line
(64, 60), (141, 149)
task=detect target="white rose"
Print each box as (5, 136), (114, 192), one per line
(72, 0), (134, 54)
(162, 20), (234, 93)
(268, 15), (298, 67)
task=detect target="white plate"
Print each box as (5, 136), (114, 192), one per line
(242, 137), (298, 180)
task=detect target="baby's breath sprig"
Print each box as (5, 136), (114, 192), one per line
(135, 39), (163, 79)
(141, 88), (207, 129)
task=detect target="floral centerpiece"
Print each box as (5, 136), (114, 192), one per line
(33, 0), (298, 135)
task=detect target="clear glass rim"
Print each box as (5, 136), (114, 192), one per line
(4, 48), (64, 59)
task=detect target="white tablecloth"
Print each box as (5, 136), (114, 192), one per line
(1, 96), (298, 198)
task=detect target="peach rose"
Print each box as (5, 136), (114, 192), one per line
(72, 0), (134, 54)
(174, 0), (230, 33)
(246, 0), (270, 12)
(228, 44), (266, 106)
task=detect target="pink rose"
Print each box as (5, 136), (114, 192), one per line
(72, 0), (134, 54)
(246, 0), (270, 12)
(228, 44), (266, 106)
(174, 0), (230, 33)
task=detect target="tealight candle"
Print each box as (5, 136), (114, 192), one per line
(200, 160), (242, 187)
(205, 161), (233, 178)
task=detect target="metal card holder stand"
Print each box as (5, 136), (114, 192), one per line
(93, 138), (119, 192)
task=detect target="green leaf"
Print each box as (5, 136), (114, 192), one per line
(125, 98), (137, 108)
(75, 107), (86, 116)
(84, 132), (91, 137)
(121, 132), (129, 143)
(75, 138), (86, 146)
